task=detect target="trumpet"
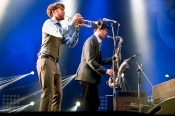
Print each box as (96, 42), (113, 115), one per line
(65, 15), (103, 28)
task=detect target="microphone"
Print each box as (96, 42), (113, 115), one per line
(125, 54), (138, 62)
(106, 35), (122, 41)
(103, 18), (117, 23)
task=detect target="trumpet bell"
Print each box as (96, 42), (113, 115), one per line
(95, 19), (103, 28)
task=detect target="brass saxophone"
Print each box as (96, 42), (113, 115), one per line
(107, 36), (123, 88)
(110, 59), (130, 88)
(114, 36), (123, 63)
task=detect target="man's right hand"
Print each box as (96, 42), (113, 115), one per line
(106, 69), (113, 77)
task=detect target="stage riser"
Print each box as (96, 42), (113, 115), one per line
(153, 78), (175, 104)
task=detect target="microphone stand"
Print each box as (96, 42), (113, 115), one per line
(134, 59), (153, 113)
(135, 60), (142, 113)
(110, 22), (118, 111)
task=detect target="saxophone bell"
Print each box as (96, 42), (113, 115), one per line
(107, 59), (130, 88)
(106, 78), (113, 88)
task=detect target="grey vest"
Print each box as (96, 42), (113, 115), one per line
(39, 32), (62, 59)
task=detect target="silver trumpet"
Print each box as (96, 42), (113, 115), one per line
(65, 15), (103, 28)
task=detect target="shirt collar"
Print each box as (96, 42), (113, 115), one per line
(94, 34), (102, 44)
(51, 18), (59, 25)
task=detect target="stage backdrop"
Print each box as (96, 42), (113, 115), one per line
(0, 0), (175, 112)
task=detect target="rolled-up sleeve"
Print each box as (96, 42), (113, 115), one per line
(42, 19), (79, 47)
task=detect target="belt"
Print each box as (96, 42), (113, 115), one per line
(38, 54), (59, 63)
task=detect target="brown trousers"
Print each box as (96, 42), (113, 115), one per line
(36, 58), (62, 111)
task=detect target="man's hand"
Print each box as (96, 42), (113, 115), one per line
(106, 69), (113, 77)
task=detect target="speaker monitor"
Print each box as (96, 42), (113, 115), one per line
(116, 91), (147, 112)
(147, 96), (175, 115)
(152, 78), (175, 104)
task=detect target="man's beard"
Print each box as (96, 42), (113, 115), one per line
(57, 15), (64, 20)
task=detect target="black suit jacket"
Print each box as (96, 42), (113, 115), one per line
(75, 34), (112, 85)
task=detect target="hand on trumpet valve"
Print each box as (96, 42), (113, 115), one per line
(72, 13), (84, 30)
(72, 13), (84, 24)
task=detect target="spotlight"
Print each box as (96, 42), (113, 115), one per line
(76, 101), (80, 107)
(30, 101), (34, 106)
(30, 71), (34, 75)
(165, 74), (169, 78)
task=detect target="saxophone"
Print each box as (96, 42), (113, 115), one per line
(114, 36), (123, 62)
(107, 36), (123, 88)
(109, 59), (130, 88)
(108, 53), (138, 88)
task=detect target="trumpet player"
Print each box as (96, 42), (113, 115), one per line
(36, 2), (83, 112)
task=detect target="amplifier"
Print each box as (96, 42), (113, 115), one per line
(116, 91), (147, 112)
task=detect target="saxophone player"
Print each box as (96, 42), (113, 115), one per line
(75, 22), (113, 111)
